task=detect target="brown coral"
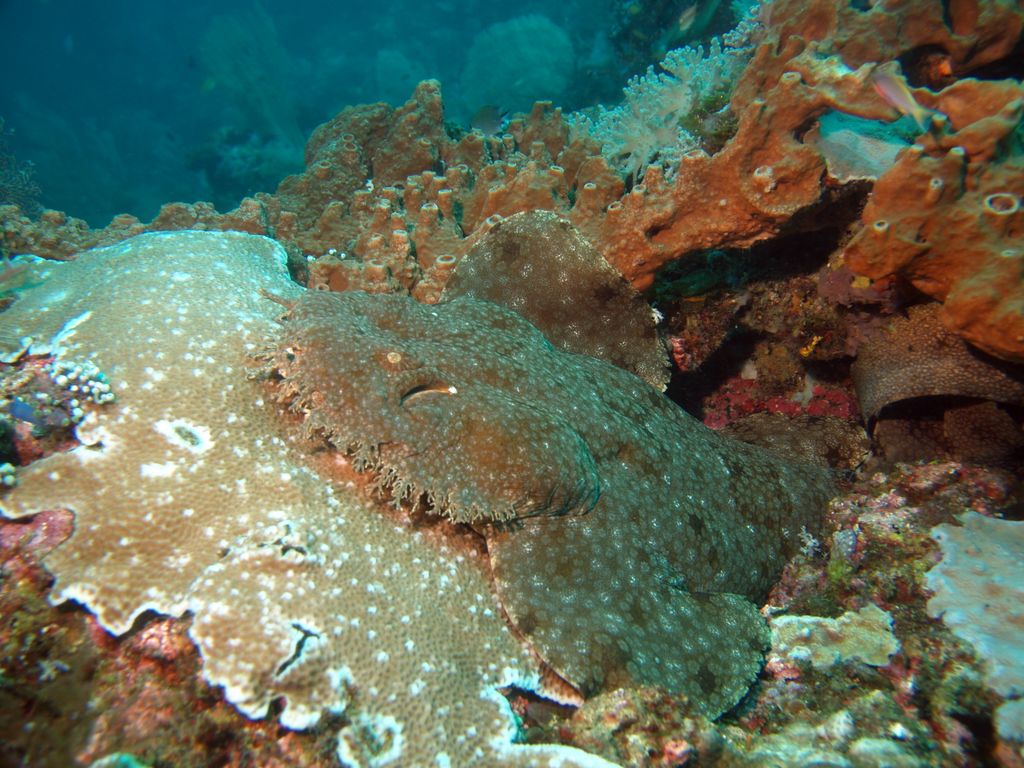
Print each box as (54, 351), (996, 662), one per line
(844, 79), (1024, 362)
(852, 304), (1024, 464)
(851, 304), (1024, 422)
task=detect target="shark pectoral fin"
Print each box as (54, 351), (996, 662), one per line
(488, 517), (770, 718)
(636, 588), (770, 718)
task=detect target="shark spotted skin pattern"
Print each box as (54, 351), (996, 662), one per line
(268, 288), (836, 716)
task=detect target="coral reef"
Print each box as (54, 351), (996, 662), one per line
(843, 79), (1024, 363)
(768, 603), (900, 670)
(1, 0), (1024, 763)
(0, 510), (346, 767)
(570, 30), (753, 180)
(1, 0), (1021, 370)
(852, 304), (1024, 464)
(0, 231), (615, 766)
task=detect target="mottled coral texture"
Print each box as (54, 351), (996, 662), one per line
(441, 210), (668, 389)
(927, 512), (1024, 742)
(268, 284), (835, 717)
(851, 304), (1024, 421)
(851, 304), (1024, 462)
(0, 231), (616, 768)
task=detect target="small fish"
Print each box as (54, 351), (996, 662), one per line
(8, 397), (42, 427)
(0, 257), (34, 298)
(677, 4), (698, 34)
(871, 69), (932, 131)
(470, 105), (508, 135)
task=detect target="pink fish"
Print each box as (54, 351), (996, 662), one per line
(871, 69), (932, 131)
(677, 4), (698, 34)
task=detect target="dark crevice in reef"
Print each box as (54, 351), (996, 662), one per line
(967, 37), (1024, 81)
(276, 622), (321, 677)
(951, 711), (998, 767)
(499, 685), (577, 743)
(655, 223), (853, 419)
(650, 223), (851, 309)
(669, 333), (757, 418)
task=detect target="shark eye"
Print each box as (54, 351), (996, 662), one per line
(399, 382), (458, 405)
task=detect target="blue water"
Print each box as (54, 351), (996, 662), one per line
(0, 0), (721, 226)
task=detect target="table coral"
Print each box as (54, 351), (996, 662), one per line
(266, 285), (836, 718)
(0, 231), (616, 767)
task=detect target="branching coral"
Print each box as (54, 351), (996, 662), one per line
(0, 120), (42, 219)
(569, 28), (754, 180)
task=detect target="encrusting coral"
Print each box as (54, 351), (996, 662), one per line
(927, 512), (1024, 743)
(0, 231), (620, 767)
